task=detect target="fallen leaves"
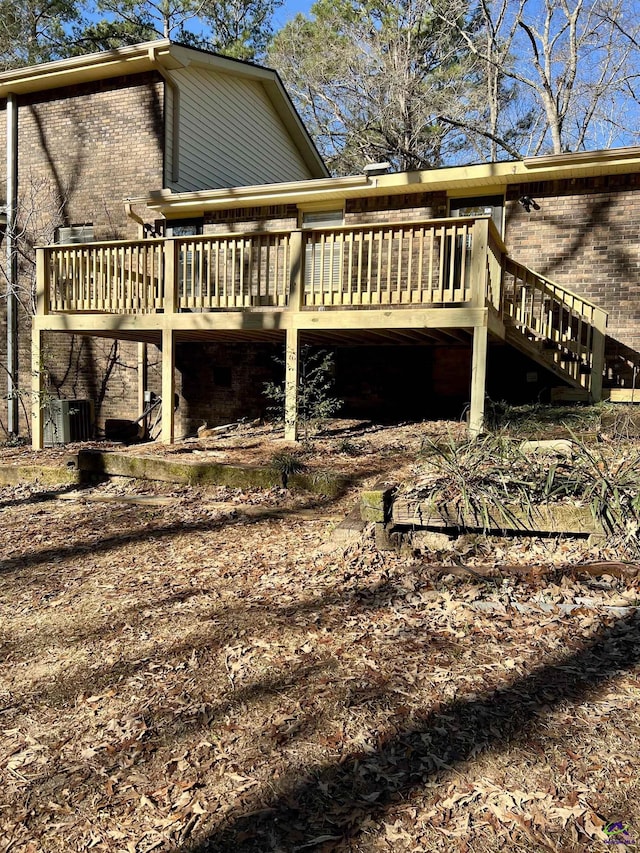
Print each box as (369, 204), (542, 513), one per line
(1, 422), (640, 851)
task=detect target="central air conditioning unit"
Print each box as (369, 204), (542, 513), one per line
(43, 399), (94, 446)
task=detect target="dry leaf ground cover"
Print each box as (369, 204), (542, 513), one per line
(1, 418), (640, 852)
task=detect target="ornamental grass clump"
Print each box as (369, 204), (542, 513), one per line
(270, 451), (307, 488)
(410, 434), (640, 550)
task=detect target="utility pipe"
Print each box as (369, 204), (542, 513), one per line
(6, 92), (18, 434)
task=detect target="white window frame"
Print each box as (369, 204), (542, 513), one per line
(300, 207), (345, 294)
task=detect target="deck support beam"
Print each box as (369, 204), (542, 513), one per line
(469, 321), (488, 437)
(284, 327), (300, 441)
(161, 328), (175, 445)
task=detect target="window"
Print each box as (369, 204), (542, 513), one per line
(301, 209), (344, 294)
(166, 219), (204, 300)
(449, 195), (503, 233)
(446, 195), (504, 293)
(56, 224), (94, 244)
(165, 218), (203, 237)
(213, 365), (232, 387)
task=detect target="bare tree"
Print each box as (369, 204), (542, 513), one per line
(435, 0), (640, 156)
(269, 0), (479, 174)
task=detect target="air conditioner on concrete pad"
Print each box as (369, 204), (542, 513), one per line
(43, 399), (94, 446)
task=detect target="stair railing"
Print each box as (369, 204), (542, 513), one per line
(503, 257), (607, 396)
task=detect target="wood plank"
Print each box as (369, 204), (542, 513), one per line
(392, 497), (601, 534)
(57, 492), (174, 506)
(604, 388), (640, 403)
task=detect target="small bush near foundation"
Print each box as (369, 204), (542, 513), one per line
(263, 346), (342, 437)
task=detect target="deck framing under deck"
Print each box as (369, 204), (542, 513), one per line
(32, 304), (502, 447)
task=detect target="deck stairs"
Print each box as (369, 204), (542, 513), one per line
(499, 256), (607, 399)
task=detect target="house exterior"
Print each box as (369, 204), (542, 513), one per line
(31, 144), (640, 447)
(0, 40), (327, 437)
(9, 43), (640, 447)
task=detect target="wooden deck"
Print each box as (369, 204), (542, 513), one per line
(32, 215), (607, 447)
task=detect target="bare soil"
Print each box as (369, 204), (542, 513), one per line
(1, 420), (639, 852)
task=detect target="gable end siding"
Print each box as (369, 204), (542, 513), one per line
(167, 66), (313, 192)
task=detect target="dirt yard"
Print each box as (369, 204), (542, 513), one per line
(1, 419), (639, 852)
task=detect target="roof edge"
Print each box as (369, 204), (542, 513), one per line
(0, 40), (175, 96)
(134, 145), (640, 215)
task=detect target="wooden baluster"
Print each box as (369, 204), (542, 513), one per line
(395, 227), (403, 304)
(407, 228), (414, 304)
(384, 226), (392, 305)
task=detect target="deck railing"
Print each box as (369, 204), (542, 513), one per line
(48, 239), (165, 313)
(176, 232), (291, 310)
(38, 215), (503, 315)
(301, 217), (488, 307)
(36, 215), (607, 396)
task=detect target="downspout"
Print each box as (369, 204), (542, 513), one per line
(6, 92), (18, 435)
(125, 202), (146, 238)
(148, 46), (180, 184)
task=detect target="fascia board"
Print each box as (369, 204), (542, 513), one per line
(0, 40), (174, 97)
(132, 145), (640, 214)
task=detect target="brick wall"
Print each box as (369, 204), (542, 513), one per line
(505, 175), (640, 377)
(0, 73), (164, 437)
(175, 341), (283, 436)
(346, 192), (448, 224)
(200, 193), (448, 234)
(203, 204), (297, 234)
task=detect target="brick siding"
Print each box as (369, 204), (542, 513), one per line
(0, 73), (164, 436)
(505, 175), (640, 381)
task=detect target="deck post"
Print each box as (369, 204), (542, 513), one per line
(161, 328), (175, 444)
(469, 318), (488, 437)
(35, 248), (50, 316)
(590, 307), (607, 402)
(288, 230), (304, 311)
(164, 238), (178, 314)
(137, 341), (148, 424)
(470, 217), (489, 307)
(284, 327), (300, 441)
(32, 250), (50, 450)
(31, 324), (44, 450)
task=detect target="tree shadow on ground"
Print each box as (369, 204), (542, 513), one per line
(0, 484), (75, 511)
(183, 611), (640, 851)
(13, 567), (455, 715)
(0, 491), (338, 576)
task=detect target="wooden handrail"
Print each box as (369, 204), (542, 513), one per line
(503, 255), (608, 395)
(505, 257), (605, 315)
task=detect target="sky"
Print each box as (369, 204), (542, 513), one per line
(273, 0), (313, 28)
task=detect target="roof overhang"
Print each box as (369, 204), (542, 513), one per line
(0, 40), (180, 97)
(131, 145), (640, 216)
(0, 39), (328, 179)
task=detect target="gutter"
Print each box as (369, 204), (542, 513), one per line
(125, 202), (145, 237)
(0, 39), (174, 97)
(128, 174), (371, 214)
